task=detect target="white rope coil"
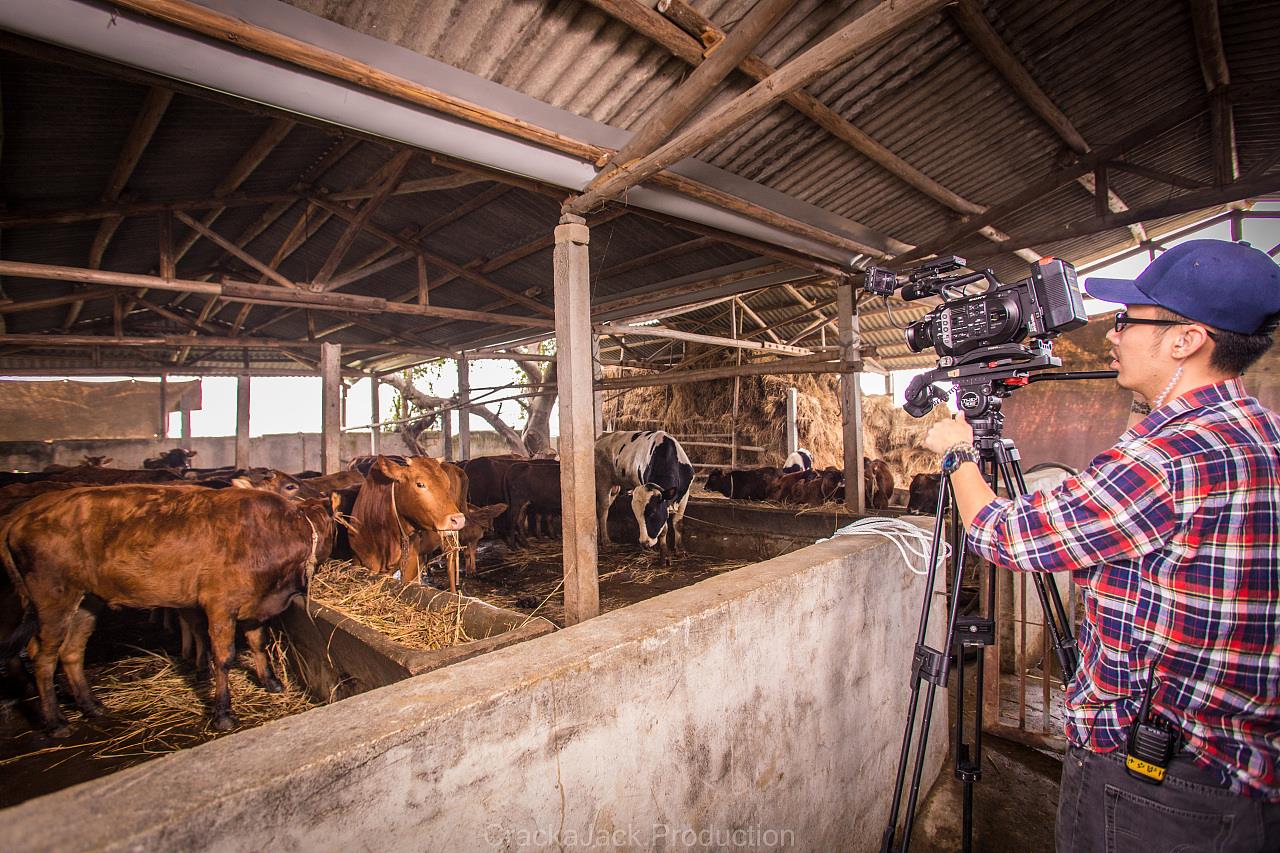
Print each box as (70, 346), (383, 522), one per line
(821, 517), (952, 576)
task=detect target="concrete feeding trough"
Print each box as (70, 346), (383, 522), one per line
(281, 578), (557, 701)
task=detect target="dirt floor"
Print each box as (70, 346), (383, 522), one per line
(424, 537), (752, 627)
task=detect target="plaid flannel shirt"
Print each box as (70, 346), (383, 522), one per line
(968, 378), (1280, 800)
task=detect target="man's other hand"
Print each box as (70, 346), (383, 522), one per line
(924, 415), (975, 455)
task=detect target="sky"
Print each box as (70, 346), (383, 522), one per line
(8, 208), (1277, 436)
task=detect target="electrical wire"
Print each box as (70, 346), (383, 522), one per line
(819, 516), (951, 576)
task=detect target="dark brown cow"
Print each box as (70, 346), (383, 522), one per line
(348, 456), (466, 583)
(704, 466), (783, 501)
(142, 448), (198, 470)
(863, 458), (895, 510)
(45, 466), (187, 485)
(504, 460), (562, 548)
(907, 473), (942, 515)
(769, 469), (818, 503)
(792, 468), (845, 506)
(0, 485), (338, 734)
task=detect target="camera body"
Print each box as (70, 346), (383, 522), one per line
(868, 256), (1088, 364)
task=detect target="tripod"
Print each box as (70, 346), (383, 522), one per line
(880, 382), (1082, 853)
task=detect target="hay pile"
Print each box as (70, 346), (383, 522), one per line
(604, 347), (949, 487)
(309, 561), (473, 650)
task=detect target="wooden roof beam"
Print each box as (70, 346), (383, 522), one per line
(564, 0), (949, 220)
(734, 296), (784, 345)
(313, 149), (415, 287)
(948, 0), (1147, 246)
(1189, 0), (1238, 186)
(588, 0), (798, 183)
(65, 87), (173, 330)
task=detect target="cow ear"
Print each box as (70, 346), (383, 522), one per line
(330, 492), (342, 514)
(371, 456), (400, 482)
(230, 477), (252, 489)
(480, 503), (507, 519)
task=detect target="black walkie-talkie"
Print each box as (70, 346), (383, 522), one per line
(1124, 661), (1180, 784)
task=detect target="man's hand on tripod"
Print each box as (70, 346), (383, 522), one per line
(923, 413), (975, 455)
(922, 415), (996, 527)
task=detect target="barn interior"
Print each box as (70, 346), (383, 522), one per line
(1, 1), (1278, 850)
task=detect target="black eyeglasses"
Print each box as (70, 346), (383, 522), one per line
(1113, 311), (1218, 339)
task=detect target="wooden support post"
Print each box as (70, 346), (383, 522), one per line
(369, 376), (381, 455)
(730, 301), (740, 469)
(1230, 209), (1244, 243)
(235, 374), (251, 469)
(441, 409), (453, 462)
(457, 355), (471, 461)
(181, 405), (192, 442)
(786, 387), (798, 456)
(592, 335), (604, 437)
(158, 373), (168, 439)
(554, 213), (599, 625)
(838, 280), (866, 514)
(320, 342), (341, 474)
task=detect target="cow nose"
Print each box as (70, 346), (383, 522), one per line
(446, 513), (466, 531)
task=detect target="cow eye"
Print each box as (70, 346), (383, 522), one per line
(416, 481), (426, 488)
(284, 484), (297, 493)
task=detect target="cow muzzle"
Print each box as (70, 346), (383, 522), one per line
(445, 512), (466, 531)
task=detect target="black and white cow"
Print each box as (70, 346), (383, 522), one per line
(782, 448), (813, 474)
(595, 431), (694, 561)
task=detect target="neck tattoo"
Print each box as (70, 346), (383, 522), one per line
(1150, 363), (1184, 410)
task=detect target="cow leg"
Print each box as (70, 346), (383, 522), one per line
(29, 594), (82, 736)
(179, 609), (209, 676)
(204, 610), (239, 731)
(400, 549), (421, 585)
(59, 606), (104, 718)
(465, 544), (477, 577)
(598, 485), (619, 546)
(244, 624), (283, 694)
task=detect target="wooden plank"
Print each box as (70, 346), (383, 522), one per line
(159, 373), (169, 439)
(320, 343), (342, 474)
(564, 0), (949, 214)
(838, 281), (865, 514)
(596, 353), (852, 389)
(457, 355), (471, 461)
(554, 214), (600, 625)
(235, 374), (251, 469)
(369, 376), (381, 454)
(1189, 0), (1238, 185)
(597, 322), (813, 355)
(735, 296), (784, 345)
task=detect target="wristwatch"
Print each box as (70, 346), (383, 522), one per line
(941, 442), (980, 474)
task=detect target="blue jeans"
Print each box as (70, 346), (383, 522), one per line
(1056, 744), (1280, 853)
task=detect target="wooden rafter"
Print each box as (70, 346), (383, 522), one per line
(64, 87), (173, 330)
(588, 0), (798, 183)
(1189, 0), (1238, 186)
(313, 149), (415, 287)
(948, 0), (1148, 246)
(734, 296), (784, 345)
(173, 211), (299, 290)
(565, 0), (949, 218)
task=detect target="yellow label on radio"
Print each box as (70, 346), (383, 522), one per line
(1125, 755), (1167, 781)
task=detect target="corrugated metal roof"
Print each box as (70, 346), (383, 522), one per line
(0, 0), (1276, 376)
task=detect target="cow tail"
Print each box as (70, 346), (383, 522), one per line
(0, 521), (37, 658)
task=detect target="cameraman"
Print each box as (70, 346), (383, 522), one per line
(922, 239), (1280, 853)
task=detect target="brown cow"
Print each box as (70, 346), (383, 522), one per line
(504, 460), (562, 548)
(704, 466), (783, 501)
(863, 458), (895, 510)
(348, 456), (466, 583)
(908, 473), (942, 515)
(0, 485), (338, 735)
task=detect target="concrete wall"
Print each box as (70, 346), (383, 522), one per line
(0, 430), (519, 472)
(2, 533), (947, 852)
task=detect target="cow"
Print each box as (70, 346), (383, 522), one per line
(704, 466), (783, 501)
(595, 431), (694, 562)
(0, 485), (338, 735)
(504, 461), (561, 549)
(769, 469), (817, 503)
(782, 448), (813, 474)
(347, 456), (467, 584)
(907, 473), (942, 515)
(142, 448), (198, 470)
(45, 466), (187, 485)
(864, 458), (895, 510)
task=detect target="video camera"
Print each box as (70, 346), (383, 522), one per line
(863, 256), (1091, 418)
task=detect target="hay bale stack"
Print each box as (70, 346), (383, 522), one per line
(603, 350), (948, 487)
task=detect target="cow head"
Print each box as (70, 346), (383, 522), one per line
(630, 483), (679, 548)
(704, 469), (730, 497)
(371, 455), (466, 532)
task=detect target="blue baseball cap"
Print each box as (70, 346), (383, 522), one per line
(1085, 239), (1280, 334)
